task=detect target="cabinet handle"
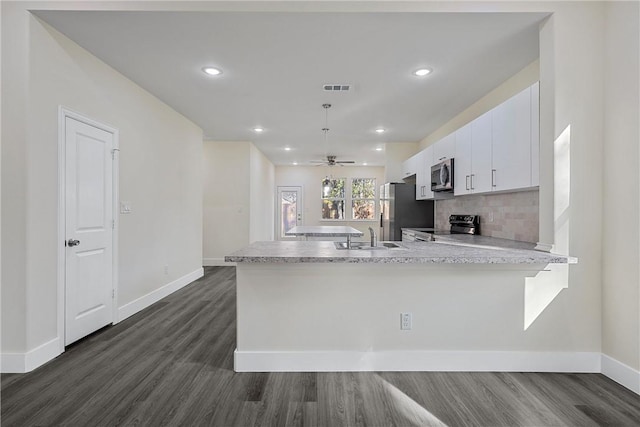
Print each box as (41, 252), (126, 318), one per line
(491, 169), (496, 187)
(471, 174), (475, 190)
(465, 175), (470, 190)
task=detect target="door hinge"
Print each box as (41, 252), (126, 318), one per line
(111, 148), (120, 159)
(112, 219), (115, 229)
(112, 289), (115, 299)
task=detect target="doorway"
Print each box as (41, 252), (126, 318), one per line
(58, 108), (119, 349)
(276, 186), (303, 240)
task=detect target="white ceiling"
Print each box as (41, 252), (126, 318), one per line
(35, 11), (545, 166)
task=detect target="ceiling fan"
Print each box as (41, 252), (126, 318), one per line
(309, 104), (356, 166)
(310, 155), (356, 166)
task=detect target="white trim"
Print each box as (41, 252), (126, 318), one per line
(1, 338), (61, 373)
(234, 349), (601, 373)
(58, 107), (120, 353)
(203, 257), (236, 267)
(57, 105), (120, 354)
(117, 268), (204, 322)
(601, 354), (640, 395)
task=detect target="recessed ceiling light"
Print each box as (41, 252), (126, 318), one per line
(293, 162), (298, 165)
(375, 147), (383, 151)
(202, 67), (222, 76)
(414, 68), (432, 77)
(284, 147), (291, 151)
(363, 162), (368, 166)
(375, 128), (385, 134)
(253, 127), (264, 133)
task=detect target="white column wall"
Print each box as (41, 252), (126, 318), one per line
(249, 144), (276, 243)
(602, 1), (640, 372)
(202, 141), (251, 265)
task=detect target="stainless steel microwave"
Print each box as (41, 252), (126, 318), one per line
(431, 158), (454, 192)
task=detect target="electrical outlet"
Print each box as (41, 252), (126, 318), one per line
(401, 312), (412, 330)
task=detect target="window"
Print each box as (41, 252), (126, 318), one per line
(351, 178), (376, 220)
(321, 177), (376, 220)
(321, 178), (345, 219)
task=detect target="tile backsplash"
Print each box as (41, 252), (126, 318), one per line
(435, 190), (539, 243)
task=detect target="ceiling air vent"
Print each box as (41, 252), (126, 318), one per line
(323, 84), (351, 92)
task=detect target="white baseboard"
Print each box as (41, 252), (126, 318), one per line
(234, 349), (601, 373)
(203, 257), (236, 267)
(601, 354), (640, 395)
(117, 267), (204, 322)
(1, 337), (61, 373)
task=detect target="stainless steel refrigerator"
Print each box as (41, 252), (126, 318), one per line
(379, 183), (434, 241)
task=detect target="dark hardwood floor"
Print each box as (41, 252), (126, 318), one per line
(2, 266), (639, 426)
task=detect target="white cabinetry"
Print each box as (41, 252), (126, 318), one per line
(491, 86), (532, 192)
(471, 111), (493, 194)
(401, 152), (419, 178)
(405, 82), (539, 200)
(416, 145), (433, 200)
(454, 123), (472, 195)
(454, 112), (492, 196)
(433, 132), (455, 162)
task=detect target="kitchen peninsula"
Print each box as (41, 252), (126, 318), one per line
(226, 237), (577, 373)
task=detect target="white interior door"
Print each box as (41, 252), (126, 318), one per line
(65, 116), (114, 345)
(276, 186), (303, 240)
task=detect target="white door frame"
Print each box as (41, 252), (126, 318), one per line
(57, 107), (120, 353)
(275, 186), (303, 240)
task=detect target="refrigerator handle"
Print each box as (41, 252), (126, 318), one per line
(380, 213), (383, 227)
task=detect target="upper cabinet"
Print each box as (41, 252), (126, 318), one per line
(401, 152), (420, 178)
(433, 132), (455, 162)
(454, 111), (492, 196)
(454, 82), (539, 197)
(491, 85), (532, 192)
(416, 145), (434, 200)
(404, 81), (539, 200)
(470, 111), (494, 194)
(454, 123), (472, 196)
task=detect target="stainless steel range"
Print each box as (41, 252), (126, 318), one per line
(448, 214), (480, 235)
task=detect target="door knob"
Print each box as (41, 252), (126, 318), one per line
(67, 239), (80, 247)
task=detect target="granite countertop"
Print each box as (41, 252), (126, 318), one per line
(225, 236), (577, 265)
(285, 225), (364, 237)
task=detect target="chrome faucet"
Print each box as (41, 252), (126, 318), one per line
(368, 227), (377, 247)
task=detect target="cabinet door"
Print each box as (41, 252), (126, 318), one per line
(491, 86), (531, 191)
(415, 150), (424, 199)
(422, 146), (434, 199)
(531, 82), (540, 187)
(454, 123), (472, 196)
(433, 133), (455, 162)
(471, 110), (493, 194)
(415, 146), (433, 200)
(402, 153), (419, 178)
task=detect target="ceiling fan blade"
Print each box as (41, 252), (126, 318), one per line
(336, 160), (355, 164)
(309, 160), (327, 163)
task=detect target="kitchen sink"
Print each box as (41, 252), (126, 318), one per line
(334, 241), (402, 250)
